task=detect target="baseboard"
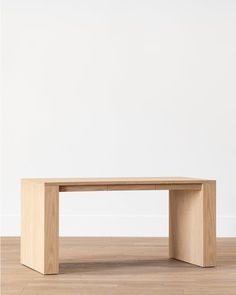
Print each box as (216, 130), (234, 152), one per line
(1, 214), (236, 237)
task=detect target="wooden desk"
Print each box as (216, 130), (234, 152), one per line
(21, 177), (216, 274)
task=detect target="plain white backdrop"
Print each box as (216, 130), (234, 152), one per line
(1, 0), (236, 236)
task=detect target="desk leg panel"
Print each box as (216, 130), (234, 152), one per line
(21, 181), (59, 274)
(169, 182), (216, 267)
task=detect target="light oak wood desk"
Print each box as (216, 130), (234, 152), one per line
(21, 177), (216, 274)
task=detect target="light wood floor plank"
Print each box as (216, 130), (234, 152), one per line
(1, 237), (236, 294)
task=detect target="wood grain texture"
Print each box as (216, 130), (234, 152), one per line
(21, 177), (216, 274)
(2, 237), (236, 295)
(21, 181), (45, 273)
(59, 185), (108, 192)
(22, 177), (214, 186)
(44, 185), (59, 274)
(169, 189), (204, 265)
(21, 181), (59, 274)
(203, 181), (216, 266)
(60, 183), (202, 192)
(108, 184), (156, 190)
(169, 181), (216, 267)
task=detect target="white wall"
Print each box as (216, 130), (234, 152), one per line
(1, 0), (236, 237)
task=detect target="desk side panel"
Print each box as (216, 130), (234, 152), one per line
(21, 181), (45, 273)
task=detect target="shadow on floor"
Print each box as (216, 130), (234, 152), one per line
(59, 258), (191, 274)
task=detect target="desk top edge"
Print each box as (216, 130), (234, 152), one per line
(21, 177), (216, 186)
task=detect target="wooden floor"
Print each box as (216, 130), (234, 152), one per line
(1, 237), (236, 295)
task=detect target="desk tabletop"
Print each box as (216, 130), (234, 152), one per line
(22, 177), (215, 186)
